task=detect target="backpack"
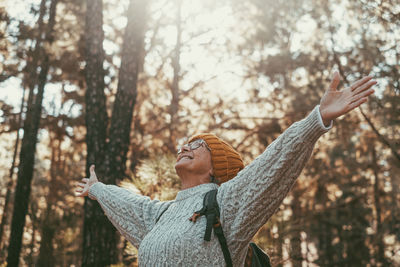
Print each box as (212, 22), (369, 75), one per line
(158, 189), (272, 267)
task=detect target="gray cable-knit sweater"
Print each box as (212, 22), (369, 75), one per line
(88, 105), (332, 266)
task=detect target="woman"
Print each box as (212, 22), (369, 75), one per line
(75, 72), (376, 266)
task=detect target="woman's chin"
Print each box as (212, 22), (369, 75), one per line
(175, 159), (191, 171)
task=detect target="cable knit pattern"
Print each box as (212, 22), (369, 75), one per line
(88, 183), (172, 248)
(89, 105), (332, 266)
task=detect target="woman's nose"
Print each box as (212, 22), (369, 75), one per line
(181, 144), (191, 152)
(177, 144), (190, 155)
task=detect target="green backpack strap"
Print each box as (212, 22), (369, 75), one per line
(190, 189), (233, 267)
(205, 190), (233, 267)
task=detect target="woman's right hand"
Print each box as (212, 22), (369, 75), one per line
(75, 164), (99, 199)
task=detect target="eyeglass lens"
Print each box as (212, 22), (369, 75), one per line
(177, 139), (204, 154)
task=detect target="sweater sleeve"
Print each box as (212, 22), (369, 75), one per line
(88, 182), (171, 248)
(217, 105), (332, 250)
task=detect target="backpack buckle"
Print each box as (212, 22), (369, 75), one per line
(189, 206), (207, 222)
(189, 212), (201, 222)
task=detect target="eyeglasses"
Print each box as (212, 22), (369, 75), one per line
(177, 139), (211, 155)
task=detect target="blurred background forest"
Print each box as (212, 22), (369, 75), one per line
(0, 0), (399, 266)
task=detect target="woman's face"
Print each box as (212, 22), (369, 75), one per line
(175, 140), (213, 177)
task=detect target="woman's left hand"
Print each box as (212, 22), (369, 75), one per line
(75, 164), (99, 199)
(319, 71), (377, 126)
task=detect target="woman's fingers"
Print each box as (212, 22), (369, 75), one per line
(351, 88), (375, 103)
(349, 97), (368, 110)
(75, 184), (87, 192)
(75, 166), (98, 198)
(353, 80), (377, 95)
(351, 83), (375, 103)
(351, 89), (374, 104)
(75, 181), (88, 196)
(328, 71), (341, 91)
(76, 182), (86, 188)
(361, 88), (375, 98)
(90, 165), (95, 176)
(350, 76), (373, 91)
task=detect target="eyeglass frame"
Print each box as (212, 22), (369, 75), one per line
(177, 139), (211, 155)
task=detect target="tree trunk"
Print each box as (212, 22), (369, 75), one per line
(0, 86), (25, 258)
(82, 0), (110, 265)
(1, 0), (46, 254)
(106, 0), (147, 182)
(28, 210), (36, 267)
(36, 222), (55, 266)
(36, 136), (61, 266)
(23, 0), (47, 103)
(82, 0), (147, 264)
(6, 0), (58, 265)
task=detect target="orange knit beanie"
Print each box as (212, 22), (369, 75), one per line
(188, 133), (244, 184)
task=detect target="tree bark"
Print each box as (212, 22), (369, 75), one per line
(27, 206), (37, 267)
(82, 0), (147, 265)
(82, 0), (110, 265)
(6, 0), (58, 265)
(0, 86), (25, 257)
(23, 0), (48, 105)
(106, 0), (147, 182)
(36, 135), (61, 267)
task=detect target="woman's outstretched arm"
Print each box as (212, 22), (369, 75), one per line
(217, 72), (376, 255)
(75, 165), (171, 247)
